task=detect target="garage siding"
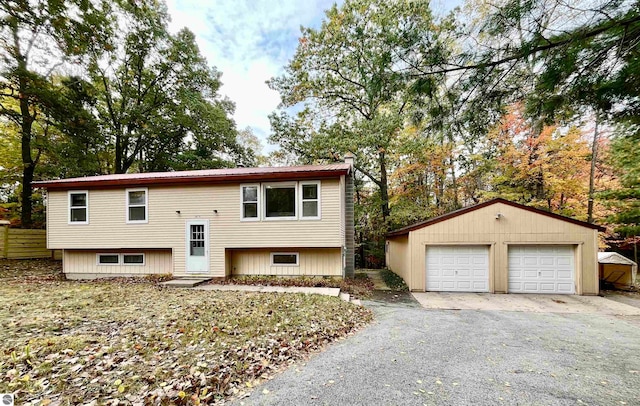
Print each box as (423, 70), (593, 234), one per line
(386, 235), (410, 284)
(398, 202), (598, 295)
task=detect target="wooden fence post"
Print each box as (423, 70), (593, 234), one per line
(0, 221), (9, 259)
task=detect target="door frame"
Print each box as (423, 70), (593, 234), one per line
(185, 219), (210, 274)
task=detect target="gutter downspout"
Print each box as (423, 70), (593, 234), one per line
(344, 153), (356, 278)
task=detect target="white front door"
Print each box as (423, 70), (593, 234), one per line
(426, 246), (490, 292)
(186, 220), (209, 274)
(508, 245), (575, 294)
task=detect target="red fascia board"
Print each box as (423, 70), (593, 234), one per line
(33, 169), (349, 190)
(386, 198), (605, 238)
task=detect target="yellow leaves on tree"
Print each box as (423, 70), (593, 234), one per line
(487, 104), (594, 218)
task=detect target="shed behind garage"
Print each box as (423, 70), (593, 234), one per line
(598, 252), (637, 290)
(386, 198), (604, 295)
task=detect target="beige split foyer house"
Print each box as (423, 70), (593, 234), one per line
(386, 198), (605, 295)
(34, 161), (355, 280)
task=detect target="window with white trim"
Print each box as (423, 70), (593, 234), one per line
(270, 252), (299, 266)
(241, 185), (259, 220)
(97, 253), (119, 265)
(300, 181), (320, 219)
(123, 253), (145, 265)
(69, 191), (88, 224)
(264, 182), (297, 219)
(126, 188), (148, 223)
(96, 253), (146, 266)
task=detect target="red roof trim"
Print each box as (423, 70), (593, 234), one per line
(387, 198), (605, 237)
(33, 165), (351, 190)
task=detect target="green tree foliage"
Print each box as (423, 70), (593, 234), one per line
(0, 0), (110, 227)
(89, 0), (247, 174)
(269, 0), (450, 223)
(603, 128), (640, 237)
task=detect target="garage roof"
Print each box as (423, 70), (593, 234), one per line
(387, 198), (606, 237)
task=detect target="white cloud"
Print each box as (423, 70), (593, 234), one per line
(165, 0), (337, 150)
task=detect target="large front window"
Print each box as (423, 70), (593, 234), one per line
(239, 181), (322, 221)
(264, 183), (296, 219)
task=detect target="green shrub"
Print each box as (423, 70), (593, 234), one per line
(380, 269), (408, 291)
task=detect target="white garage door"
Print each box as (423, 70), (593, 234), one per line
(426, 246), (489, 292)
(508, 245), (575, 294)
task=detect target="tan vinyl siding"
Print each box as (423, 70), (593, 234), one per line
(229, 248), (342, 276)
(389, 202), (599, 295)
(47, 179), (343, 277)
(386, 236), (410, 284)
(63, 249), (172, 278)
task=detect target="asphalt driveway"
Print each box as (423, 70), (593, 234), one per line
(233, 294), (640, 405)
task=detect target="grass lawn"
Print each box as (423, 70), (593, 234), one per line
(0, 260), (372, 404)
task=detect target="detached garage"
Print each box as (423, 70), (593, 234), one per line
(386, 198), (604, 295)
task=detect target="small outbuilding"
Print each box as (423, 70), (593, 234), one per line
(385, 198), (605, 295)
(598, 252), (637, 290)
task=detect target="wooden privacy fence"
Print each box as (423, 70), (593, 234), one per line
(0, 224), (60, 259)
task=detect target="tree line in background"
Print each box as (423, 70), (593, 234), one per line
(269, 0), (640, 266)
(1, 0), (638, 266)
(0, 0), (260, 227)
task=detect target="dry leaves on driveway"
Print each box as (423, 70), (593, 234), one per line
(0, 277), (372, 404)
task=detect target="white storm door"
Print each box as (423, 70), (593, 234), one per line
(186, 220), (209, 274)
(426, 246), (490, 292)
(508, 245), (575, 294)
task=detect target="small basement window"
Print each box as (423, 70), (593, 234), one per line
(270, 252), (299, 266)
(123, 254), (145, 265)
(97, 254), (120, 265)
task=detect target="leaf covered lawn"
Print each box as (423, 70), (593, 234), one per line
(0, 263), (372, 405)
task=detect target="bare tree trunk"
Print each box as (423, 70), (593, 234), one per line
(449, 155), (460, 209)
(115, 133), (124, 174)
(587, 114), (600, 223)
(379, 151), (390, 221)
(15, 33), (35, 228)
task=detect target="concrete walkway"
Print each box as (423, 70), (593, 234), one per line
(412, 292), (640, 315)
(232, 297), (640, 406)
(196, 284), (341, 297)
(359, 269), (390, 291)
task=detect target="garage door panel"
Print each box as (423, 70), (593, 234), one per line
(557, 283), (574, 293)
(508, 245), (575, 294)
(426, 246), (489, 292)
(472, 269), (486, 277)
(458, 281), (471, 289)
(540, 257), (554, 265)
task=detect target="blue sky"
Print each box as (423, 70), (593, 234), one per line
(165, 0), (463, 152)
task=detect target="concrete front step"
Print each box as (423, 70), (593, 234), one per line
(160, 278), (212, 288)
